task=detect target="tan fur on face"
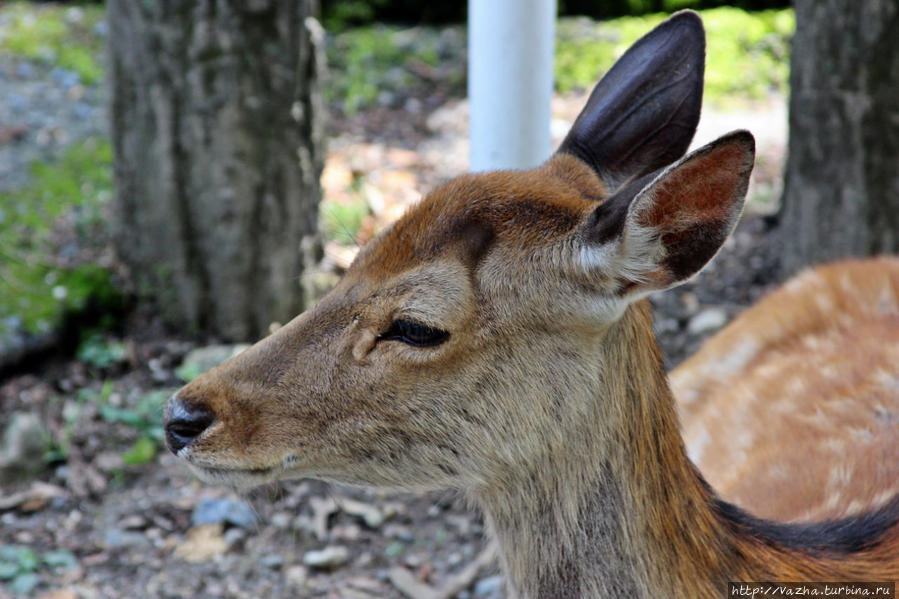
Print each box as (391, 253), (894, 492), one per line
(173, 155), (611, 490)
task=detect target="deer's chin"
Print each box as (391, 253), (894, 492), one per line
(183, 462), (279, 490)
(178, 451), (303, 489)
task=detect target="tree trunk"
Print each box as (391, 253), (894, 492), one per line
(109, 0), (324, 341)
(778, 0), (899, 276)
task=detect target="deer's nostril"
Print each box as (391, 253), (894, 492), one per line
(164, 396), (215, 454)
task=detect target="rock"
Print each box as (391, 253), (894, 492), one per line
(285, 565), (308, 588)
(303, 545), (350, 569)
(332, 523), (362, 541)
(308, 495), (338, 540)
(384, 523), (414, 542)
(176, 345), (250, 382)
(474, 575), (504, 597)
(340, 498), (385, 529)
(0, 412), (51, 483)
(260, 554), (284, 569)
(191, 497), (256, 529)
(119, 515), (147, 530)
(270, 511), (292, 529)
(94, 451), (125, 472)
(103, 528), (150, 549)
(687, 308), (729, 335)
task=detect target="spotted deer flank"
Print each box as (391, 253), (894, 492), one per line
(164, 11), (899, 599)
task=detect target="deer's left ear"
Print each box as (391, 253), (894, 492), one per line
(576, 130), (755, 299)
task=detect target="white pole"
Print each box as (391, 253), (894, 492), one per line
(468, 0), (556, 172)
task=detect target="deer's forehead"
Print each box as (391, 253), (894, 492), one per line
(356, 162), (601, 280)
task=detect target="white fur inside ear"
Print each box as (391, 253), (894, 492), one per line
(575, 219), (666, 298)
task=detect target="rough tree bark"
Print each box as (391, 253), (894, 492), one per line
(109, 0), (324, 340)
(779, 0), (899, 275)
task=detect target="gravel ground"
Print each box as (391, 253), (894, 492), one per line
(0, 58), (107, 193)
(0, 19), (789, 599)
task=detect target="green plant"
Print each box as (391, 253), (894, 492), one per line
(320, 197), (370, 246)
(0, 2), (105, 83)
(99, 389), (170, 466)
(0, 545), (79, 595)
(174, 361), (203, 383)
(77, 333), (127, 369)
(0, 138), (119, 339)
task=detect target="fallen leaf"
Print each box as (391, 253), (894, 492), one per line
(174, 523), (228, 563)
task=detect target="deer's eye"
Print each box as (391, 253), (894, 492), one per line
(379, 319), (449, 347)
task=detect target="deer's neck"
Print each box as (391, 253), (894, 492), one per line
(473, 301), (899, 598)
(473, 302), (741, 598)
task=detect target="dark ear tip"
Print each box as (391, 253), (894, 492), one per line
(661, 10), (705, 45)
(721, 129), (757, 161)
(667, 9), (704, 27)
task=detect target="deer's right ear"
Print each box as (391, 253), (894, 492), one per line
(557, 11), (705, 191)
(574, 130), (755, 302)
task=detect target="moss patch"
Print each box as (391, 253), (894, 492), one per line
(0, 139), (119, 339)
(0, 2), (105, 84)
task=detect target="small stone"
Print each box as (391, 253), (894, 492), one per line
(332, 523), (362, 541)
(191, 497), (256, 529)
(384, 523), (414, 542)
(286, 565), (308, 588)
(340, 498), (385, 528)
(474, 575), (504, 597)
(687, 308), (728, 335)
(309, 496), (338, 540)
(95, 451), (125, 472)
(103, 528), (149, 549)
(403, 552), (424, 568)
(223, 527), (245, 547)
(260, 554), (284, 569)
(270, 511), (291, 529)
(119, 515), (147, 530)
(0, 412), (51, 483)
(302, 545), (350, 569)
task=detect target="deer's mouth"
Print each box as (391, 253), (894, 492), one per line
(185, 462), (280, 489)
(177, 452), (299, 488)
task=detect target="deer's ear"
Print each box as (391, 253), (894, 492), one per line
(557, 11), (705, 191)
(577, 131), (755, 299)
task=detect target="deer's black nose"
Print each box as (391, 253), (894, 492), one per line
(164, 395), (215, 454)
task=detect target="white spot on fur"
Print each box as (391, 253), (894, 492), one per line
(686, 426), (711, 464)
(875, 369), (899, 391)
(711, 339), (759, 377)
(872, 488), (898, 509)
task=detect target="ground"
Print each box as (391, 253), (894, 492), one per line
(0, 7), (790, 599)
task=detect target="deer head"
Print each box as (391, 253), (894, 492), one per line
(164, 11), (754, 496)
